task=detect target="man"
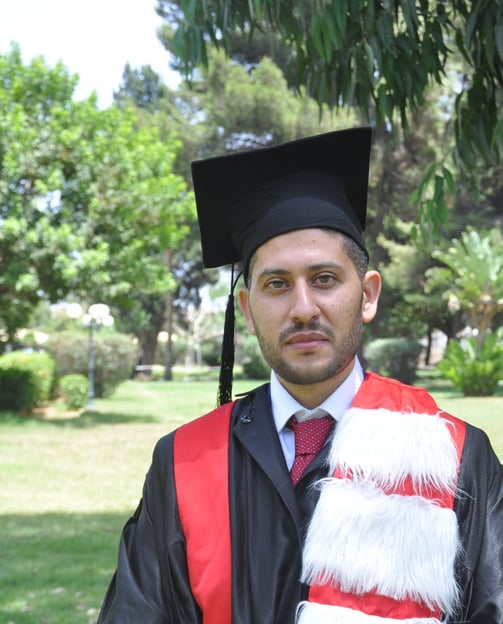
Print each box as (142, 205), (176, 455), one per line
(97, 127), (503, 623)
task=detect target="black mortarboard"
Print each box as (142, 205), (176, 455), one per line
(192, 126), (372, 273)
(191, 127), (373, 405)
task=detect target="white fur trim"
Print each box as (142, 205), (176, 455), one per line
(302, 479), (460, 614)
(329, 408), (459, 496)
(296, 602), (443, 624)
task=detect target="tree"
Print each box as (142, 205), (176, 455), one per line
(373, 219), (464, 363)
(0, 45), (194, 349)
(425, 227), (503, 349)
(0, 45), (83, 340)
(53, 102), (195, 367)
(158, 0), (503, 231)
(425, 228), (503, 397)
(113, 64), (213, 372)
(360, 93), (468, 347)
(114, 63), (171, 112)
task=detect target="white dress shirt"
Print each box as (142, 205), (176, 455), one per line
(270, 358), (364, 470)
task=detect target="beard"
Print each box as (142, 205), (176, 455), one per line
(254, 316), (363, 386)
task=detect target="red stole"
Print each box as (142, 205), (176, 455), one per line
(173, 401), (234, 623)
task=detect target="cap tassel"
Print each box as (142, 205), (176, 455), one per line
(217, 266), (241, 406)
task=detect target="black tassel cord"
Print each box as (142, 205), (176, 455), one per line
(217, 265), (242, 407)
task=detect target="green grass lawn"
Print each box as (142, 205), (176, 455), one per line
(1, 377), (501, 624)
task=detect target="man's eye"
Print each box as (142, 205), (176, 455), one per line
(315, 274), (336, 285)
(266, 279), (286, 290)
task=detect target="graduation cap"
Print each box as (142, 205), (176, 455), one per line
(191, 126), (373, 405)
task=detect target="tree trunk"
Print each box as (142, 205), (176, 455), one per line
(141, 330), (159, 367)
(164, 249), (174, 381)
(424, 327), (432, 366)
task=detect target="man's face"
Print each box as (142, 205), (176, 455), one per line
(238, 228), (381, 405)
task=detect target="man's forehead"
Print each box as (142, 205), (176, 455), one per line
(250, 228), (349, 272)
(257, 226), (345, 248)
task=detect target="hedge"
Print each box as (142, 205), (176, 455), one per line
(46, 331), (138, 398)
(0, 350), (55, 411)
(365, 338), (423, 385)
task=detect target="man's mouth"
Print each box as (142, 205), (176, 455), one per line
(284, 332), (329, 350)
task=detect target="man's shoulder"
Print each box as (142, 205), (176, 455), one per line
(359, 371), (472, 438)
(358, 371), (444, 414)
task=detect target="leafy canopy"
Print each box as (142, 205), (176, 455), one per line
(164, 1), (502, 148)
(0, 45), (194, 341)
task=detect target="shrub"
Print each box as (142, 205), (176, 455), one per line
(240, 336), (270, 380)
(57, 373), (89, 410)
(200, 338), (221, 367)
(150, 365), (166, 381)
(46, 331), (138, 398)
(365, 338), (423, 385)
(0, 350), (55, 408)
(0, 367), (38, 412)
(437, 333), (503, 396)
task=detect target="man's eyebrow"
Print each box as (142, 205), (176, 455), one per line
(257, 268), (290, 278)
(308, 262), (345, 272)
(257, 262), (345, 279)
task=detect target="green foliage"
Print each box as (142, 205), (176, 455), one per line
(114, 63), (171, 112)
(0, 47), (80, 339)
(437, 333), (503, 397)
(46, 332), (138, 398)
(365, 338), (423, 385)
(163, 0), (503, 234)
(166, 0), (502, 154)
(57, 373), (89, 410)
(0, 44), (194, 344)
(200, 337), (221, 367)
(0, 350), (55, 409)
(374, 221), (434, 339)
(0, 367), (38, 412)
(239, 335), (270, 380)
(200, 50), (348, 147)
(426, 228), (503, 347)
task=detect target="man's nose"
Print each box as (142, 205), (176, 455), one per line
(290, 282), (320, 323)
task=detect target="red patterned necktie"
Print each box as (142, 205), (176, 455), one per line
(288, 412), (334, 485)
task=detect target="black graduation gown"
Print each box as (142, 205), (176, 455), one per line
(97, 384), (503, 624)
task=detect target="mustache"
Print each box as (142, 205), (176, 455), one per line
(279, 321), (335, 343)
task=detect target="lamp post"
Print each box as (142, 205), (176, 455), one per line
(67, 302), (114, 409)
(82, 303), (114, 408)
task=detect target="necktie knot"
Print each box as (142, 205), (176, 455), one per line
(288, 411), (334, 485)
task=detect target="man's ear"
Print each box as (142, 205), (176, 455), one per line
(361, 270), (381, 324)
(238, 288), (256, 335)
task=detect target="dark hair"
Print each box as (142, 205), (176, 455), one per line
(342, 235), (369, 281)
(245, 229), (369, 286)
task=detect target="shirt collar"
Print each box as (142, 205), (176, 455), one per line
(270, 358), (364, 434)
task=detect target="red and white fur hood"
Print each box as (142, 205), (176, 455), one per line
(296, 395), (465, 624)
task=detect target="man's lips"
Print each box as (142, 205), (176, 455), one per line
(284, 332), (329, 348)
(279, 323), (335, 346)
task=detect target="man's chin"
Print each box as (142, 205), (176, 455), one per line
(276, 364), (338, 387)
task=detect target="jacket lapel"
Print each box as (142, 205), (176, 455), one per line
(232, 385), (303, 525)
